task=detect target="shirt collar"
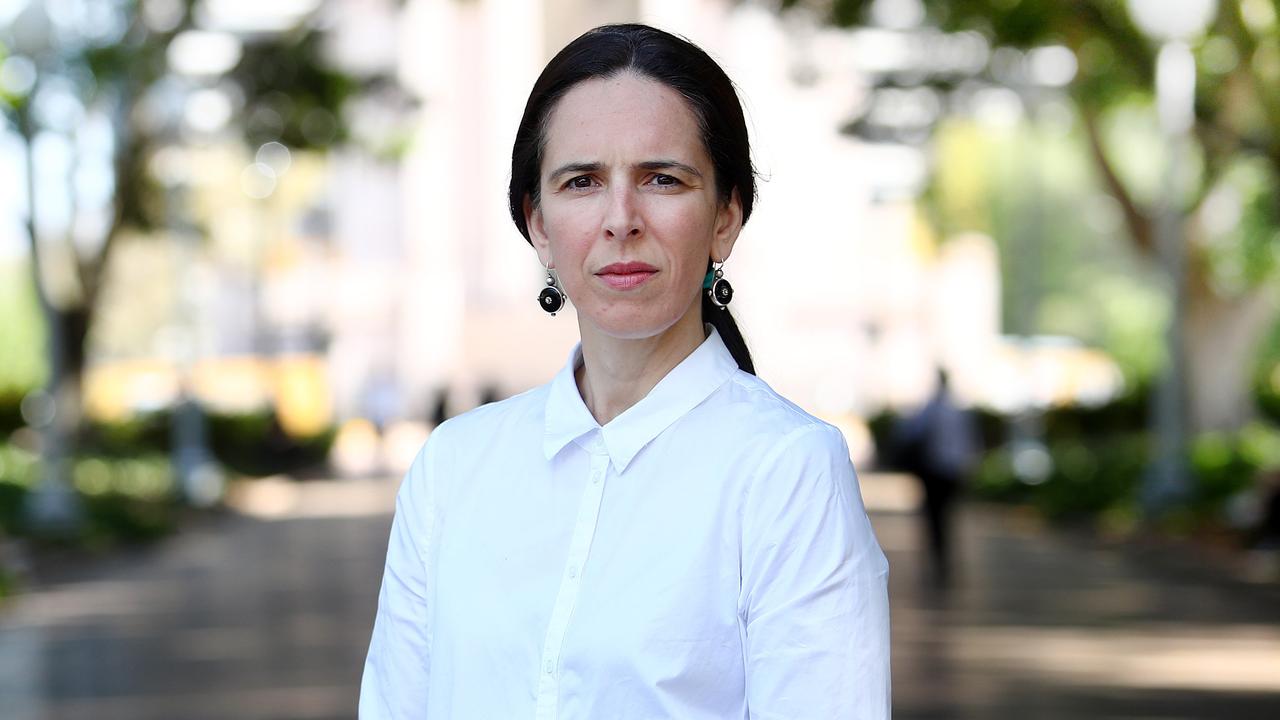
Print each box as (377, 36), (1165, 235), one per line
(543, 325), (740, 473)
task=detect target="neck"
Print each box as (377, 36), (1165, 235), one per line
(575, 308), (707, 426)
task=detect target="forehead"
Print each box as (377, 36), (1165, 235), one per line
(541, 73), (707, 170)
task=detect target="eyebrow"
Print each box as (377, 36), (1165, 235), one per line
(638, 160), (703, 178)
(546, 160), (704, 181)
(547, 162), (603, 181)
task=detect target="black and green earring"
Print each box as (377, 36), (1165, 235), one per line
(704, 259), (733, 309)
(538, 259), (565, 316)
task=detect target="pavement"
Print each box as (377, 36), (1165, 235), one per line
(1, 472), (1278, 720)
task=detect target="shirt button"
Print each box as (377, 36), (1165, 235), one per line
(545, 659), (555, 674)
(568, 565), (578, 579)
(592, 473), (602, 484)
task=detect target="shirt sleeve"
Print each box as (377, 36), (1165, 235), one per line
(739, 423), (891, 719)
(359, 435), (440, 719)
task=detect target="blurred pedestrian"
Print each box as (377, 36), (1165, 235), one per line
(1252, 468), (1280, 551)
(426, 387), (449, 428)
(359, 24), (889, 719)
(893, 369), (978, 585)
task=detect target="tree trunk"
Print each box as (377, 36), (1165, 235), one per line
(1184, 286), (1277, 433)
(57, 305), (91, 438)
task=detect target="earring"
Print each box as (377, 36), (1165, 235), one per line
(704, 259), (733, 309)
(537, 259), (565, 315)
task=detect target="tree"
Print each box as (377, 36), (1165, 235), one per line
(0, 0), (400, 524)
(781, 0), (1280, 432)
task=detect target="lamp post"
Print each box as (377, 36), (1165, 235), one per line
(12, 0), (82, 532)
(1126, 0), (1217, 517)
(163, 29), (243, 507)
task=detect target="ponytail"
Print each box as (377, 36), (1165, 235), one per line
(702, 293), (755, 375)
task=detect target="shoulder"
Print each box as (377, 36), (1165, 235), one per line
(425, 383), (549, 452)
(709, 370), (850, 460)
(703, 372), (861, 514)
(401, 383), (549, 497)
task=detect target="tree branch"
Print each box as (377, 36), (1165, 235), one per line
(1079, 104), (1155, 257)
(1077, 0), (1156, 89)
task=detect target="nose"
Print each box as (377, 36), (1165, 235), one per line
(602, 184), (643, 240)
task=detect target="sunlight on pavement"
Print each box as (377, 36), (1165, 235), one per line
(37, 684), (355, 720)
(223, 476), (397, 519)
(859, 471), (924, 513)
(951, 624), (1280, 693)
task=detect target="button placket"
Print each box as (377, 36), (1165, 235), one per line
(534, 451), (611, 720)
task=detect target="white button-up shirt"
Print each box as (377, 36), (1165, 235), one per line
(360, 327), (891, 719)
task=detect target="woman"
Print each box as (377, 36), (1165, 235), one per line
(360, 24), (890, 719)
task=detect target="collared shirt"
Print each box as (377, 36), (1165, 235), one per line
(359, 327), (891, 719)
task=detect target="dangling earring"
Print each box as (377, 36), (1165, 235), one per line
(704, 259), (733, 310)
(537, 258), (565, 316)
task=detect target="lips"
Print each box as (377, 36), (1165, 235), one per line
(595, 261), (658, 290)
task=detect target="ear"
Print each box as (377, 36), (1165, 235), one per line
(711, 187), (744, 263)
(524, 194), (553, 267)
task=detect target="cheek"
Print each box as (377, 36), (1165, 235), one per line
(540, 206), (596, 268)
(654, 204), (718, 264)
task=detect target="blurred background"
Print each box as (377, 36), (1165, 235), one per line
(1, 0), (1279, 718)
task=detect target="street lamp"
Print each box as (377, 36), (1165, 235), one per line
(1126, 0), (1218, 516)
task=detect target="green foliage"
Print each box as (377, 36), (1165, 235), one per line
(0, 443), (177, 544)
(972, 434), (1149, 519)
(865, 409), (899, 468)
(971, 419), (1280, 529)
(0, 392), (25, 439)
(79, 411), (172, 456)
(971, 445), (1030, 502)
(1202, 157), (1280, 294)
(930, 117), (1169, 383)
(0, 399), (338, 584)
(1082, 276), (1168, 383)
(0, 445), (122, 594)
(78, 406), (336, 478)
(1256, 314), (1280, 423)
(1190, 422), (1280, 518)
(1039, 383), (1150, 438)
(0, 443), (38, 532)
(1037, 434), (1150, 520)
(0, 262), (47, 394)
(875, 381), (1272, 530)
(206, 409), (335, 478)
(0, 41), (25, 112)
(1238, 419), (1280, 469)
(848, 2), (1278, 391)
(74, 454), (178, 545)
(1191, 431), (1254, 510)
(2, 1), (402, 451)
(66, 2), (372, 233)
(790, 0), (1280, 307)
(229, 32), (358, 150)
(791, 0), (1280, 278)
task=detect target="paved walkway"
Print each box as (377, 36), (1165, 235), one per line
(1, 473), (1278, 719)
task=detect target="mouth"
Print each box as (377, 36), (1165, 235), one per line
(595, 262), (658, 290)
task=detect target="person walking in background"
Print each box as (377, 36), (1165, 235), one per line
(894, 369), (979, 586)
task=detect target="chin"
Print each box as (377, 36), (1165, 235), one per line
(582, 303), (686, 341)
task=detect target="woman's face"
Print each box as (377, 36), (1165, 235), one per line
(526, 72), (742, 341)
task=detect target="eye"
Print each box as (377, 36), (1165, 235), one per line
(565, 175), (595, 190)
(651, 174), (681, 187)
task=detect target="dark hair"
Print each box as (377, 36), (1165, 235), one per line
(508, 23), (757, 375)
